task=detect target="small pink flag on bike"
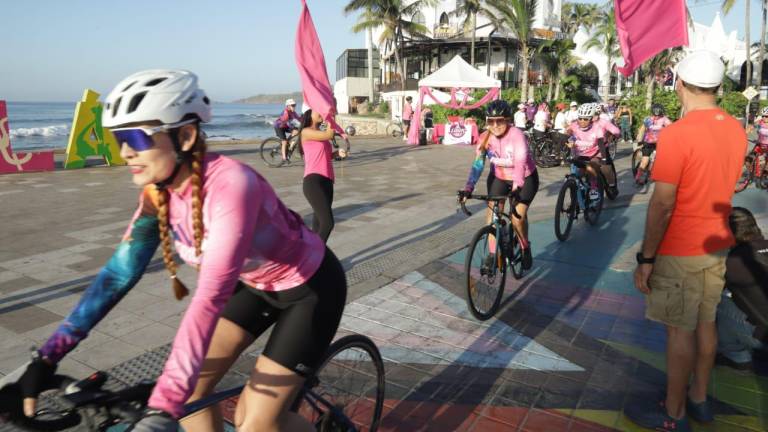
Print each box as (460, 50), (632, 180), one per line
(295, 0), (344, 134)
(614, 0), (689, 77)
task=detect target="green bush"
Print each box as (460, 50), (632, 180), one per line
(378, 101), (389, 114)
(718, 91), (748, 118)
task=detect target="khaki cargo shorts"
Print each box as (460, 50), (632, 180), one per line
(645, 251), (727, 331)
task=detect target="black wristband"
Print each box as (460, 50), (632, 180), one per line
(636, 252), (656, 265)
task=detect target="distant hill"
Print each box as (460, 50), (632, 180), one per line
(234, 92), (302, 104)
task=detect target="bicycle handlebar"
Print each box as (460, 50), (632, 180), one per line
(456, 192), (521, 219)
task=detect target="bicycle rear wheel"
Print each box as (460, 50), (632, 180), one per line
(508, 227), (524, 280)
(464, 225), (506, 320)
(631, 148), (642, 178)
(584, 175), (604, 226)
(554, 179), (577, 242)
(735, 155), (754, 193)
(260, 137), (284, 167)
(386, 123), (402, 138)
(603, 162), (618, 201)
(295, 334), (385, 432)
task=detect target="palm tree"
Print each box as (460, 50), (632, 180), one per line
(537, 39), (578, 100)
(451, 0), (508, 67)
(583, 5), (620, 98)
(344, 0), (435, 91)
(561, 2), (600, 36)
(757, 1), (767, 89)
(500, 0), (538, 101)
(720, 0), (751, 87)
(641, 48), (683, 109)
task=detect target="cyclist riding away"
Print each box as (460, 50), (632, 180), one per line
(10, 70), (347, 432)
(566, 103), (621, 196)
(460, 99), (539, 270)
(635, 103), (672, 185)
(274, 98), (302, 165)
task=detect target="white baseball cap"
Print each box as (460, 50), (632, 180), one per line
(517, 103), (525, 109)
(285, 98), (297, 106)
(570, 101), (578, 107)
(676, 50), (725, 88)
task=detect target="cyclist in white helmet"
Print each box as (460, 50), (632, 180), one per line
(11, 70), (346, 432)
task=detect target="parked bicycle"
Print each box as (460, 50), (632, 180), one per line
(735, 140), (768, 193)
(385, 116), (404, 138)
(457, 192), (526, 321)
(260, 131), (344, 168)
(554, 158), (605, 242)
(0, 334), (385, 432)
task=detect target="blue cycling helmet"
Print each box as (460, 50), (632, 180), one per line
(486, 99), (512, 118)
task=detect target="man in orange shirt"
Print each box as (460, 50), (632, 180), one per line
(626, 51), (747, 431)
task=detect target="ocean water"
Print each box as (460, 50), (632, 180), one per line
(5, 101), (284, 150)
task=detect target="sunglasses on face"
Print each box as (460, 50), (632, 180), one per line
(486, 118), (507, 126)
(110, 119), (197, 152)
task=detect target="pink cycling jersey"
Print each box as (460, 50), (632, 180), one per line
(642, 116), (672, 143)
(756, 118), (768, 147)
(567, 120), (620, 158)
(303, 138), (334, 180)
(485, 127), (536, 188)
(138, 153), (325, 417)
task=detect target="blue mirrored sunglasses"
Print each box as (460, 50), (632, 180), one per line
(110, 119), (197, 152)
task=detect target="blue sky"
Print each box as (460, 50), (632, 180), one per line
(0, 0), (759, 102)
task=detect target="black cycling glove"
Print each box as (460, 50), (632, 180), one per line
(17, 356), (56, 399)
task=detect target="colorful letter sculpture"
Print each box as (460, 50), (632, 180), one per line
(0, 101), (55, 173)
(64, 89), (125, 169)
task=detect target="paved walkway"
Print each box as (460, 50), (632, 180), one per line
(0, 138), (766, 431)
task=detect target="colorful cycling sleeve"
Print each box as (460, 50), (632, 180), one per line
(464, 144), (487, 192)
(38, 194), (160, 363)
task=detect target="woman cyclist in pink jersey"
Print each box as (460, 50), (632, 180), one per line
(634, 103), (672, 185)
(566, 103), (620, 194)
(299, 108), (348, 242)
(460, 99), (539, 269)
(12, 70), (346, 432)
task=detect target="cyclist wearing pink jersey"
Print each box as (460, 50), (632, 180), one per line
(635, 103), (672, 184)
(567, 104), (621, 194)
(460, 100), (539, 269)
(12, 70), (346, 432)
(752, 106), (768, 149)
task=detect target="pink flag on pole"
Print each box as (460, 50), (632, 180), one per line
(614, 0), (689, 77)
(295, 0), (344, 134)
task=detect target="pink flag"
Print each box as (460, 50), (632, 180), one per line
(295, 0), (344, 135)
(614, 0), (689, 77)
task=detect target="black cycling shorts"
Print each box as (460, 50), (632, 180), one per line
(403, 119), (411, 127)
(275, 126), (290, 141)
(488, 170), (539, 206)
(220, 246), (347, 377)
(641, 142), (657, 157)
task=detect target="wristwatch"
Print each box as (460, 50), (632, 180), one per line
(636, 252), (656, 264)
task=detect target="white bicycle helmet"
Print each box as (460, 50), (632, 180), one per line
(103, 69), (212, 128)
(577, 104), (596, 119)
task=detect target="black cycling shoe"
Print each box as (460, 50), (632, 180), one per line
(522, 247), (533, 270)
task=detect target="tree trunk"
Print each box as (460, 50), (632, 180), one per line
(758, 1), (767, 90)
(368, 28), (375, 102)
(747, 4), (753, 87)
(645, 74), (655, 110)
(547, 78), (553, 101)
(395, 26), (405, 91)
(554, 70), (563, 100)
(470, 13), (477, 66)
(521, 43), (529, 101)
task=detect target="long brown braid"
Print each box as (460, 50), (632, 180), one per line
(156, 129), (207, 300)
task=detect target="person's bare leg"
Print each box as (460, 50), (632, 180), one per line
(180, 319), (255, 432)
(511, 202), (529, 245)
(281, 140), (288, 161)
(665, 325), (696, 419)
(234, 355), (314, 432)
(639, 155), (650, 171)
(689, 320), (717, 403)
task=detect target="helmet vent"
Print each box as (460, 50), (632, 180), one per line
(112, 97), (122, 117)
(122, 81), (138, 92)
(145, 77), (167, 87)
(203, 96), (210, 105)
(127, 92), (148, 114)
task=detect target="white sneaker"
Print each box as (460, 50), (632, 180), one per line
(588, 189), (600, 201)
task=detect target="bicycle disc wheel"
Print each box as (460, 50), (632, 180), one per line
(386, 123), (402, 138)
(508, 227), (524, 280)
(735, 155), (754, 193)
(464, 225), (506, 320)
(554, 180), (577, 242)
(295, 334), (385, 432)
(260, 137), (284, 167)
(584, 176), (604, 226)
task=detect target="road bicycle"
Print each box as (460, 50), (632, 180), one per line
(554, 158), (605, 242)
(260, 131), (344, 168)
(735, 141), (768, 193)
(0, 334), (385, 432)
(458, 192), (526, 321)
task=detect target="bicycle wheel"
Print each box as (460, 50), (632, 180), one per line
(735, 155), (754, 193)
(603, 162), (618, 201)
(508, 226), (524, 280)
(260, 137), (284, 167)
(386, 123), (402, 138)
(608, 139), (617, 160)
(584, 175), (604, 226)
(464, 225), (506, 320)
(631, 148), (643, 178)
(554, 179), (577, 242)
(295, 334), (385, 432)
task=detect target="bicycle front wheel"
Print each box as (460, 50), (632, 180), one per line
(631, 148), (643, 178)
(260, 137), (284, 167)
(584, 176), (604, 226)
(555, 180), (577, 242)
(386, 123), (402, 138)
(295, 334), (385, 432)
(735, 155), (754, 193)
(464, 225), (506, 321)
(608, 139), (617, 160)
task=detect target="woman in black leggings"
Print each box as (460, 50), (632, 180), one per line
(300, 109), (346, 242)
